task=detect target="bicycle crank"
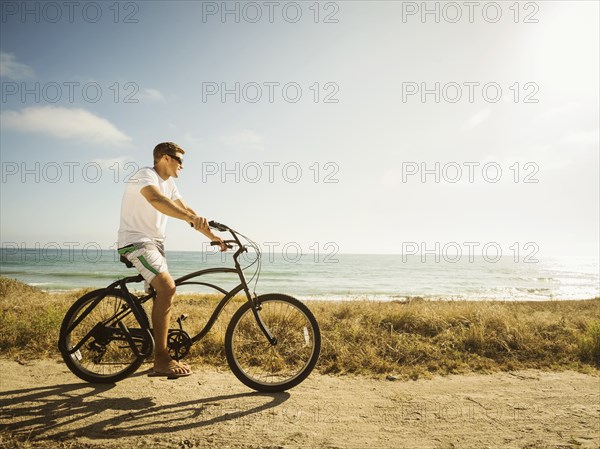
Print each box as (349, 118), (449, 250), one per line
(167, 329), (192, 361)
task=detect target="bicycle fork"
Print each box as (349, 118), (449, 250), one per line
(236, 259), (278, 346)
(250, 300), (278, 346)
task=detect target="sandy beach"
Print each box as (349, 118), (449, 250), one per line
(1, 359), (598, 449)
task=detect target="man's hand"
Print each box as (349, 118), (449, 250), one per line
(211, 236), (229, 252)
(188, 215), (228, 251)
(189, 215), (209, 233)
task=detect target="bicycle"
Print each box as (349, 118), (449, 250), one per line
(57, 221), (321, 392)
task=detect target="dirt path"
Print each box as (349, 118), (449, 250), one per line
(0, 359), (598, 449)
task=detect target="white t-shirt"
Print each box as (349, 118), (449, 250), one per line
(118, 167), (182, 247)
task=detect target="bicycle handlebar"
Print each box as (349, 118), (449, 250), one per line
(208, 220), (229, 232)
(210, 241), (235, 249)
(202, 221), (261, 288)
(190, 220), (241, 252)
(188, 220), (230, 232)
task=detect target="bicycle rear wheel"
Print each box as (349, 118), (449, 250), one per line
(58, 288), (152, 383)
(225, 294), (321, 392)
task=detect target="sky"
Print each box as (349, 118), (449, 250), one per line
(0, 1), (598, 257)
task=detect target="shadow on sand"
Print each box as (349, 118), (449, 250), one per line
(0, 372), (290, 443)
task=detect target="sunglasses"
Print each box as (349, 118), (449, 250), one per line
(167, 154), (183, 166)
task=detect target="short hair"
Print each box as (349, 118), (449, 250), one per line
(153, 142), (186, 165)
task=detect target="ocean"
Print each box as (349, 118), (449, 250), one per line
(0, 248), (598, 301)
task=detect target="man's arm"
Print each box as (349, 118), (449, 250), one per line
(175, 198), (223, 242)
(175, 198), (196, 216)
(141, 185), (194, 222)
(175, 198), (226, 243)
(140, 186), (225, 247)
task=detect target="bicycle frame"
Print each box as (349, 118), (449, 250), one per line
(63, 225), (277, 360)
(114, 228), (276, 345)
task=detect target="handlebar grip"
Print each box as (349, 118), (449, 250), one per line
(211, 241), (233, 249)
(208, 220), (229, 231)
(189, 220), (229, 231)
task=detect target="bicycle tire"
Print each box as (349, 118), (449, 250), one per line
(225, 293), (321, 392)
(58, 288), (152, 383)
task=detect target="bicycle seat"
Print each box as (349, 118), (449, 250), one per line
(119, 255), (134, 268)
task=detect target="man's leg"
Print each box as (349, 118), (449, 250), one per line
(150, 272), (191, 374)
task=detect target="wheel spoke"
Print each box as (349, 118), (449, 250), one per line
(227, 296), (320, 390)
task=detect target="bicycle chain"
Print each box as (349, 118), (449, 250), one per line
(167, 329), (192, 361)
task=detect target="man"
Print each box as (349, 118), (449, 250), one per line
(117, 142), (226, 377)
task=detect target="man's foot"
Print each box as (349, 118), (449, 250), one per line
(150, 359), (192, 378)
(178, 361), (191, 370)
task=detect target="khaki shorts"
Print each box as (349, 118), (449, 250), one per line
(118, 240), (168, 288)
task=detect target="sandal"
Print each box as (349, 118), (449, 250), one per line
(148, 361), (192, 378)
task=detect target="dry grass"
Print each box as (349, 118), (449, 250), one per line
(0, 278), (83, 358)
(1, 276), (598, 380)
(311, 298), (600, 379)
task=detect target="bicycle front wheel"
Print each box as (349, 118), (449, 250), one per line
(58, 288), (152, 383)
(225, 294), (321, 392)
